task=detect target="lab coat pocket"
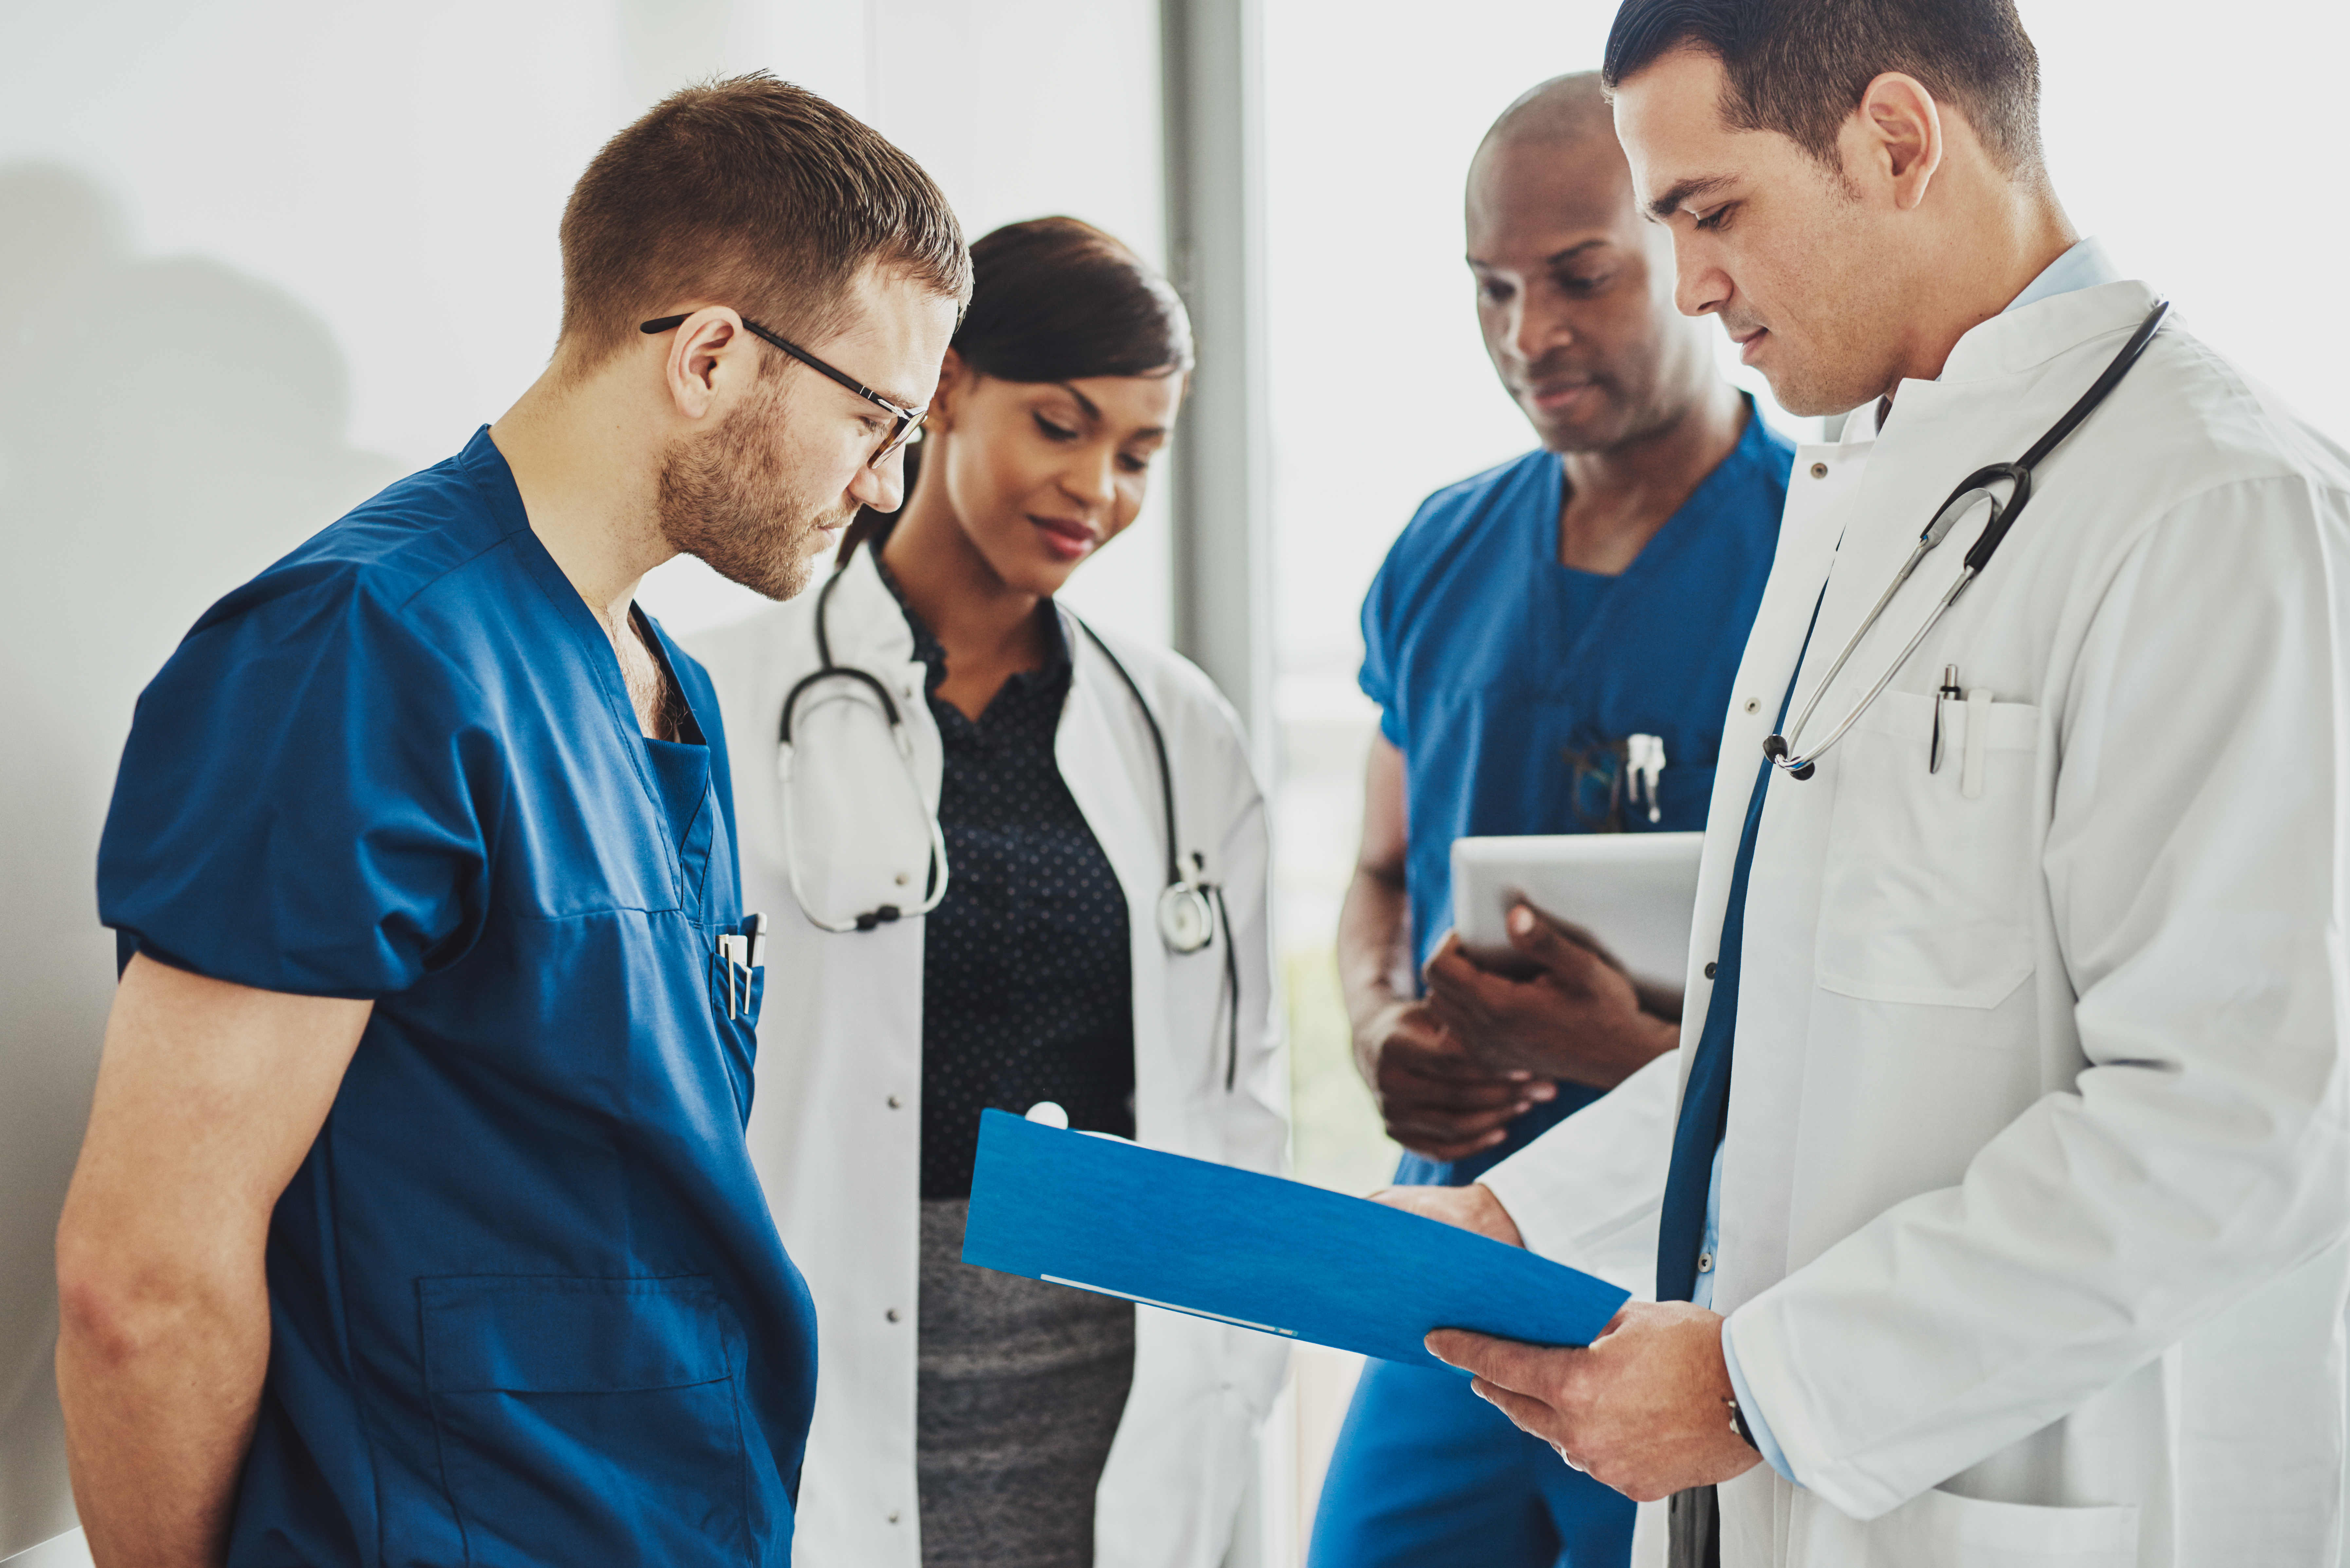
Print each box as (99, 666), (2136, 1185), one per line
(1887, 1485), (2138, 1566)
(420, 1275), (752, 1567)
(1815, 688), (2042, 1009)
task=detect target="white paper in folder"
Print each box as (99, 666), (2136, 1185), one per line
(1449, 833), (1703, 992)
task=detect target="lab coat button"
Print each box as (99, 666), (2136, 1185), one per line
(888, 1511), (902, 1524)
(1810, 461), (1829, 478)
(1703, 961), (1718, 980)
(887, 1094), (903, 1109)
(1698, 1251), (1715, 1273)
(895, 872), (910, 886)
(886, 1307), (902, 1323)
(1743, 697), (1760, 714)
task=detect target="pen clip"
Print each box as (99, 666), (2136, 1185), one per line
(717, 933), (748, 1019)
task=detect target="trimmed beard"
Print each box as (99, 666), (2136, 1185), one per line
(656, 379), (854, 602)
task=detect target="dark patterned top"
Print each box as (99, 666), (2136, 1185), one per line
(874, 554), (1136, 1200)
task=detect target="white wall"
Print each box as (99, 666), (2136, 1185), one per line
(0, 2), (1167, 1557)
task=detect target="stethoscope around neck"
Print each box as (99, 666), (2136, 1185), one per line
(1763, 298), (2170, 778)
(776, 567), (953, 932)
(775, 558), (1244, 1084)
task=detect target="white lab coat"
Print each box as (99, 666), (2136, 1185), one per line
(684, 544), (1289, 1568)
(1481, 279), (2350, 1567)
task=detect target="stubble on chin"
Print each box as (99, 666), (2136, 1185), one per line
(655, 391), (850, 603)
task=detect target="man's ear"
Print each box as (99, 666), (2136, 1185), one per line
(1849, 71), (1944, 211)
(661, 307), (752, 423)
(925, 346), (973, 435)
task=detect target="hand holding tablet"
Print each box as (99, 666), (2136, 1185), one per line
(1448, 833), (1704, 993)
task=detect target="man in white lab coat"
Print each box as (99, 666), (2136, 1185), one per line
(1413, 1), (2350, 1563)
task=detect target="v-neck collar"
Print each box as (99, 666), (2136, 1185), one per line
(457, 424), (707, 896)
(1546, 391), (1773, 587)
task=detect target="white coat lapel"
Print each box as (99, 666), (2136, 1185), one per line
(1676, 435), (1860, 1062)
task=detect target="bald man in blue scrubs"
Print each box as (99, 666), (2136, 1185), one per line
(1316, 73), (1791, 1568)
(55, 78), (962, 1567)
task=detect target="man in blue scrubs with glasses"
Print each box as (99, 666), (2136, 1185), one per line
(54, 78), (964, 1567)
(1315, 72), (1793, 1568)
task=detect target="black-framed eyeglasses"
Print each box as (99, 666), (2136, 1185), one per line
(639, 312), (927, 468)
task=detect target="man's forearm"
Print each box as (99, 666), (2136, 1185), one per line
(56, 960), (366, 1567)
(1337, 864), (1412, 1041)
(57, 1268), (270, 1568)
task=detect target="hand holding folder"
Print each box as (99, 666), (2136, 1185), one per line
(962, 1109), (1628, 1373)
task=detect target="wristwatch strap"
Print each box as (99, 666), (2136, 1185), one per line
(1724, 1394), (1758, 1452)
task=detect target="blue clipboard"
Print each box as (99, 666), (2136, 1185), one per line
(962, 1109), (1628, 1373)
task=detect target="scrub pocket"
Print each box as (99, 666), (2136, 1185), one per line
(419, 1275), (751, 1567)
(1814, 688), (2043, 1009)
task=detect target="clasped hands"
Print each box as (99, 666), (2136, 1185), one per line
(1358, 902), (1680, 1162)
(1360, 903), (1743, 1497)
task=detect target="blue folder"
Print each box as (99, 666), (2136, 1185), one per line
(962, 1109), (1629, 1373)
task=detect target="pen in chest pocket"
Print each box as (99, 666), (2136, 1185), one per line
(1930, 665), (1961, 773)
(715, 913), (769, 1019)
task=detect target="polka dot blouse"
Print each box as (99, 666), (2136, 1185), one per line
(875, 556), (1136, 1200)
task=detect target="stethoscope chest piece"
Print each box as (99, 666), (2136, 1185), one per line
(1158, 882), (1216, 954)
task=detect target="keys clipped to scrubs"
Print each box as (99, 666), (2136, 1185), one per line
(716, 912), (768, 1020)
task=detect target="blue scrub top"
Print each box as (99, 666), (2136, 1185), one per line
(98, 427), (815, 1567)
(1359, 402), (1791, 1181)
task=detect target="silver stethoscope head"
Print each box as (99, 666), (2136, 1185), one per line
(1158, 869), (1217, 955)
(1763, 298), (2169, 780)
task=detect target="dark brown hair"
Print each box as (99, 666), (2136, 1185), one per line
(839, 216), (1191, 562)
(1602, 0), (2045, 178)
(557, 72), (969, 372)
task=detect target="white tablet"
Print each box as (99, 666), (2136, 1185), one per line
(1449, 833), (1704, 990)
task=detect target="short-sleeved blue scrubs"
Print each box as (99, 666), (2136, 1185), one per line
(1312, 403), (1791, 1568)
(1357, 400), (1792, 1182)
(98, 426), (815, 1567)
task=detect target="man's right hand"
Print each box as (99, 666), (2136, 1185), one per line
(1355, 997), (1556, 1163)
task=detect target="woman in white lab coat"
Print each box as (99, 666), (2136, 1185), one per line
(688, 217), (1286, 1568)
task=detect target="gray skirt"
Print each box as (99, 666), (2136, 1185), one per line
(918, 1198), (1136, 1568)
